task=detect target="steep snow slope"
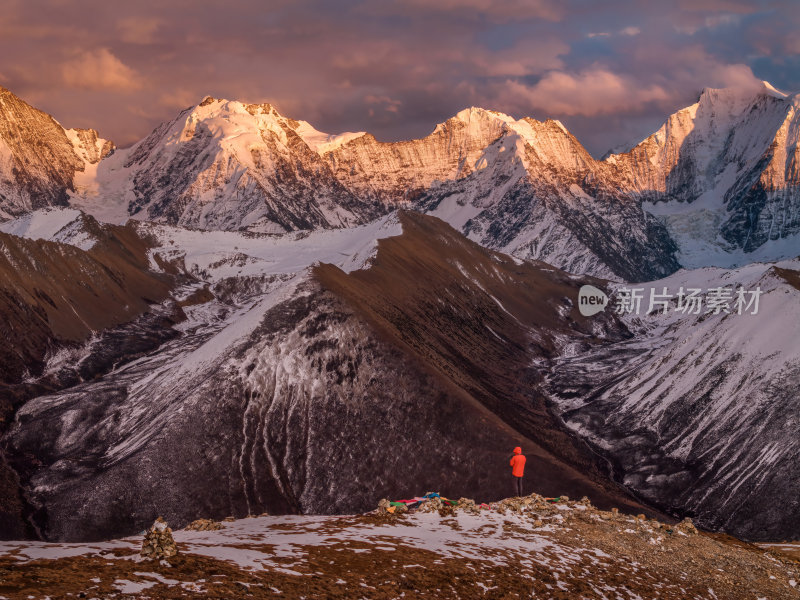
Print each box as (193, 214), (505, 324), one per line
(546, 259), (800, 541)
(71, 98), (382, 232)
(4, 212), (655, 542)
(608, 82), (800, 264)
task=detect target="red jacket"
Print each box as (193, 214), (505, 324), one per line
(510, 447), (526, 477)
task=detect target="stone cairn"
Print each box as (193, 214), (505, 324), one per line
(184, 518), (222, 532)
(140, 517), (178, 559)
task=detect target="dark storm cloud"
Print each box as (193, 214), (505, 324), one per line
(1, 0), (797, 154)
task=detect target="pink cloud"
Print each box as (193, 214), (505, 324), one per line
(500, 68), (670, 117)
(61, 48), (143, 91)
(364, 94), (402, 113)
(387, 0), (563, 21)
(116, 17), (162, 44)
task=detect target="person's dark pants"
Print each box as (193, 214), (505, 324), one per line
(514, 476), (523, 496)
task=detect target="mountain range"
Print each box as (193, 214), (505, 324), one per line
(0, 82), (798, 544)
(2, 81), (799, 281)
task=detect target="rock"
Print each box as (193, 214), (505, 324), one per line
(418, 497), (444, 513)
(377, 498), (392, 514)
(184, 518), (222, 532)
(455, 498), (481, 515)
(140, 517), (178, 560)
(677, 517), (699, 535)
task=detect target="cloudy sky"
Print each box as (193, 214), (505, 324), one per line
(1, 0), (798, 155)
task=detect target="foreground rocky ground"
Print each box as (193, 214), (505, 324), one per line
(0, 494), (797, 599)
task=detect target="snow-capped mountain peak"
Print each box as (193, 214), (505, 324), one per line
(69, 96), (384, 233)
(605, 80), (800, 268)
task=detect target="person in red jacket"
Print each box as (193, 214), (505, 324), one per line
(510, 446), (526, 496)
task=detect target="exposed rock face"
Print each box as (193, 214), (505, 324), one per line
(0, 211), (173, 388)
(3, 212), (656, 542)
(323, 108), (518, 205)
(545, 261), (800, 541)
(0, 87), (113, 219)
(67, 128), (115, 166)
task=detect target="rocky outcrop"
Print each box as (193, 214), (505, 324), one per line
(0, 87), (113, 219)
(140, 517), (178, 559)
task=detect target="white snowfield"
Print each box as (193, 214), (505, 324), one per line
(0, 207), (96, 250)
(142, 211), (402, 282)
